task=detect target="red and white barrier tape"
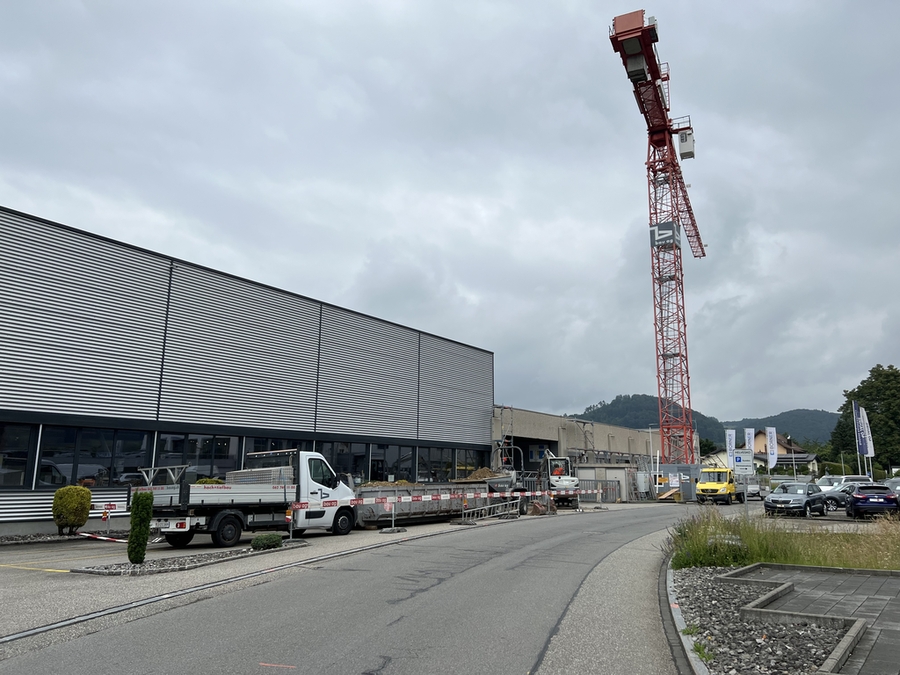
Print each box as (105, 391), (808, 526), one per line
(77, 532), (128, 543)
(290, 489), (598, 510)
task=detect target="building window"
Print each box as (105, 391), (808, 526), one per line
(0, 424), (36, 489)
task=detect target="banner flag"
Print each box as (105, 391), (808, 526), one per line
(725, 430), (735, 468)
(852, 401), (868, 457)
(860, 407), (875, 458)
(744, 428), (755, 462)
(765, 427), (778, 469)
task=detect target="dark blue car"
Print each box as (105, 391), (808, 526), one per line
(846, 484), (899, 519)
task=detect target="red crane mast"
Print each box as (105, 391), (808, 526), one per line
(610, 10), (705, 465)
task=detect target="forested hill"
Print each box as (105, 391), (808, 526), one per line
(571, 395), (839, 444)
(572, 394), (724, 442)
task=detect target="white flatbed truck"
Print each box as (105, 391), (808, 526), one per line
(136, 449), (357, 548)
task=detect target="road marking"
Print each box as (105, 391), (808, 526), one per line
(0, 563), (70, 573)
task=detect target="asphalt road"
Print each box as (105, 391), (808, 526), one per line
(0, 505), (690, 675)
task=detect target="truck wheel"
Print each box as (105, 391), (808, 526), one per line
(331, 509), (354, 536)
(737, 493), (745, 504)
(212, 516), (242, 547)
(164, 532), (194, 548)
(725, 495), (732, 506)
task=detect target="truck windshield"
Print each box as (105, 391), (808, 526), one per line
(699, 471), (728, 483)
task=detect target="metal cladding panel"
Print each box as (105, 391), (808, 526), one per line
(418, 334), (493, 446)
(159, 264), (320, 430)
(0, 211), (168, 418)
(316, 306), (419, 438)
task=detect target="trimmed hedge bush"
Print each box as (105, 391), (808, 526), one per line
(195, 477), (225, 484)
(251, 533), (284, 551)
(127, 491), (155, 564)
(52, 485), (92, 536)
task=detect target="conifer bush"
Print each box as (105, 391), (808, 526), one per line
(127, 491), (155, 564)
(251, 533), (284, 550)
(52, 485), (92, 535)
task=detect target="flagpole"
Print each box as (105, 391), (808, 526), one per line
(852, 401), (862, 475)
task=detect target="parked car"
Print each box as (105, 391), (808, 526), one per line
(746, 478), (762, 500)
(822, 482), (864, 513)
(846, 484), (899, 519)
(882, 477), (900, 493)
(764, 482), (827, 517)
(830, 475), (871, 488)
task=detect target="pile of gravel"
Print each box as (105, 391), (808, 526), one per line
(672, 567), (845, 675)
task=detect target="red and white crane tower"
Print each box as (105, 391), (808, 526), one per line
(610, 10), (705, 465)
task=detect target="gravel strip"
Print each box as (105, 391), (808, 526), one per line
(0, 531), (309, 575)
(672, 567), (845, 675)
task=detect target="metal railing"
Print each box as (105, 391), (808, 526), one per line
(460, 497), (522, 524)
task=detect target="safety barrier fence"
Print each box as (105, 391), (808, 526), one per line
(0, 485), (626, 526)
(0, 489), (131, 523)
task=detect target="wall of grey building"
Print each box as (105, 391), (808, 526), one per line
(0, 206), (494, 497)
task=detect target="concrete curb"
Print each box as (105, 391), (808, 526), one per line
(71, 540), (313, 576)
(665, 565), (712, 675)
(666, 560), (875, 675)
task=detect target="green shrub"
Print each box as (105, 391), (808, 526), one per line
(52, 486), (92, 535)
(127, 491), (155, 564)
(251, 533), (284, 551)
(195, 477), (225, 484)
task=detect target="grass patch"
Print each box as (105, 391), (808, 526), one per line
(668, 508), (900, 570)
(693, 640), (714, 662)
(681, 624), (701, 636)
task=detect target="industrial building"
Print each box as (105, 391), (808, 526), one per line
(0, 205), (493, 528)
(0, 205), (662, 529)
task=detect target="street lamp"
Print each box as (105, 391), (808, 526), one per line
(788, 434), (797, 480)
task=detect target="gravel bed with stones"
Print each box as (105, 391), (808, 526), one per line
(672, 567), (845, 675)
(0, 531), (309, 575)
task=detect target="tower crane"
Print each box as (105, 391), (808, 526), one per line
(610, 10), (705, 465)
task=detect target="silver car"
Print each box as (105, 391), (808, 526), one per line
(764, 482), (827, 517)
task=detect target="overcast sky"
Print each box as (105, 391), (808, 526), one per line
(1, 1), (896, 422)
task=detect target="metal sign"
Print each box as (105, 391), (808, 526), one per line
(733, 449), (754, 475)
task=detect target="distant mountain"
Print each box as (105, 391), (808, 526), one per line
(571, 396), (838, 445)
(722, 409), (839, 445)
(573, 394), (724, 442)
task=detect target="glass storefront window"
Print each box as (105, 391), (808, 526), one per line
(0, 424), (36, 489)
(113, 431), (152, 486)
(39, 427), (78, 488)
(74, 429), (114, 487)
(330, 442), (366, 484)
(457, 449), (486, 479)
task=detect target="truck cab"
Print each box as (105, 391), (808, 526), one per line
(696, 467), (745, 505)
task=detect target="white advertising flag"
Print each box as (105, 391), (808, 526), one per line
(725, 430), (735, 468)
(744, 428), (755, 460)
(861, 407), (875, 458)
(765, 427), (778, 470)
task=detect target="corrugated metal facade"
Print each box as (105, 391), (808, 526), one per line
(0, 207), (493, 446)
(419, 334), (494, 445)
(0, 210), (169, 419)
